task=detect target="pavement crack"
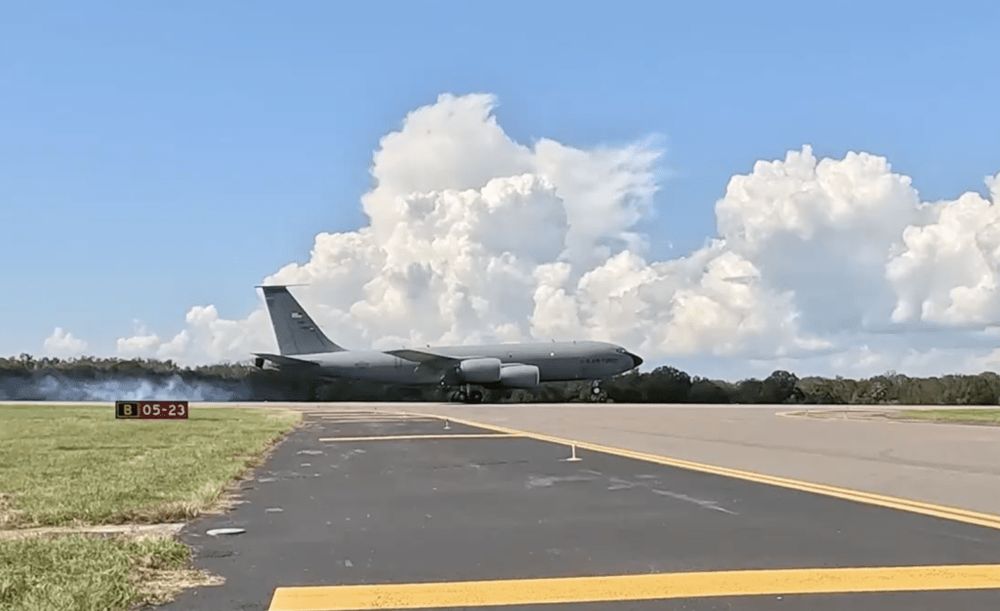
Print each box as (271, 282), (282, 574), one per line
(526, 474), (597, 488)
(600, 474), (737, 515)
(425, 459), (531, 471)
(651, 488), (738, 515)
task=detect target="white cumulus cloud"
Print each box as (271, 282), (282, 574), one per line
(110, 92), (1000, 378)
(887, 174), (1000, 327)
(43, 327), (88, 357)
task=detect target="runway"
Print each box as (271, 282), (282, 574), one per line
(150, 404), (1000, 610)
(101, 399), (1000, 515)
(401, 402), (1000, 516)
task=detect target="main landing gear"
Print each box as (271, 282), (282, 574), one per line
(449, 386), (484, 404)
(589, 380), (608, 402)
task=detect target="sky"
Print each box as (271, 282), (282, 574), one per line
(3, 1), (1000, 379)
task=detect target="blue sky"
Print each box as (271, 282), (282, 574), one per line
(3, 1), (999, 367)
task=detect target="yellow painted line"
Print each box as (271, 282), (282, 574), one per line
(403, 411), (1000, 531)
(318, 433), (521, 442)
(268, 564), (1000, 610)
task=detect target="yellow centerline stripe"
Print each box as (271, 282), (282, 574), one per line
(401, 411), (1000, 530)
(268, 564), (1000, 610)
(318, 433), (521, 442)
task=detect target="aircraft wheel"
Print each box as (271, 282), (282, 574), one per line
(451, 390), (467, 403)
(468, 390), (484, 403)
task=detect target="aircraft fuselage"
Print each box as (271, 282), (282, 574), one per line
(295, 340), (639, 386)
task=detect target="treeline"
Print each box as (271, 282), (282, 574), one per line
(1, 354), (252, 378)
(603, 367), (999, 405)
(1, 354), (998, 404)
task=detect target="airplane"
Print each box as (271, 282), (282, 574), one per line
(252, 285), (643, 403)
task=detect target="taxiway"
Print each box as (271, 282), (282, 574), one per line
(153, 404), (1000, 610)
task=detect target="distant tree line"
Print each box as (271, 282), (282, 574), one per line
(1, 354), (998, 405)
(601, 367), (1000, 405)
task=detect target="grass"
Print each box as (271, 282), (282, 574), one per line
(0, 534), (209, 611)
(0, 404), (300, 528)
(894, 408), (1000, 425)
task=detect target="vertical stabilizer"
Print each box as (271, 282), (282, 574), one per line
(258, 286), (344, 355)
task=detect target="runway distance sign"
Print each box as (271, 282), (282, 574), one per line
(115, 401), (189, 420)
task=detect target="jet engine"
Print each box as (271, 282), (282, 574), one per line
(457, 357), (503, 383)
(498, 364), (540, 388)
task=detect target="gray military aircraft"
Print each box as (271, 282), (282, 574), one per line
(252, 285), (642, 403)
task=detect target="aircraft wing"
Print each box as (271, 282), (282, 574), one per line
(384, 348), (463, 369)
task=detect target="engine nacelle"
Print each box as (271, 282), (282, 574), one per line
(498, 364), (540, 388)
(458, 357), (502, 383)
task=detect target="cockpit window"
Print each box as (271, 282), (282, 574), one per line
(615, 347), (626, 353)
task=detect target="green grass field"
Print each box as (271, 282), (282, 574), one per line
(895, 408), (1000, 425)
(0, 404), (299, 528)
(0, 535), (196, 611)
(0, 404), (299, 610)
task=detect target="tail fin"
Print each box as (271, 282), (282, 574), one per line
(258, 285), (344, 355)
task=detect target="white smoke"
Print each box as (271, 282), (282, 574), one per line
(0, 373), (247, 402)
(102, 92), (1000, 378)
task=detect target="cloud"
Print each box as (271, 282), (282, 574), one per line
(109, 92), (1000, 378)
(715, 146), (925, 334)
(887, 173), (1000, 327)
(43, 327), (88, 357)
(122, 92), (666, 360)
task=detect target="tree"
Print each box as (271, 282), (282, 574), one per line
(760, 370), (800, 403)
(735, 379), (763, 403)
(643, 366), (693, 402)
(687, 378), (731, 404)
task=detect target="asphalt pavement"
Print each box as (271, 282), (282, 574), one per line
(158, 408), (1000, 611)
(406, 402), (1000, 516)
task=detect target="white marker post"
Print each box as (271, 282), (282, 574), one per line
(563, 444), (581, 462)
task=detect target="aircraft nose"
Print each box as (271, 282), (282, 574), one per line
(628, 351), (643, 368)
